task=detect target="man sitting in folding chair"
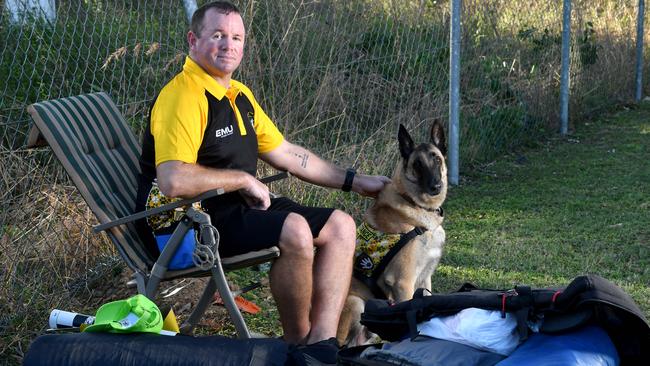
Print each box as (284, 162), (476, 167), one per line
(135, 1), (390, 362)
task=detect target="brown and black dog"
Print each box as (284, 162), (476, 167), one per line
(337, 120), (447, 346)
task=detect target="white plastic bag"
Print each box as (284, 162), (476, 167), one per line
(417, 307), (521, 355)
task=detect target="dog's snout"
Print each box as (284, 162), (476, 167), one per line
(428, 181), (442, 195)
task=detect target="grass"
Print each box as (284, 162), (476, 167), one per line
(435, 102), (650, 317)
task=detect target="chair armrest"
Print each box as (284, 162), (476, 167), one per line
(260, 171), (290, 184)
(93, 171), (290, 233)
(93, 188), (225, 233)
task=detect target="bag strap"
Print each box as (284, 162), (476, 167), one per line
(501, 285), (533, 340)
(407, 309), (420, 340)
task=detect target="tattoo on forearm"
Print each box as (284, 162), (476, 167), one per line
(293, 152), (309, 168)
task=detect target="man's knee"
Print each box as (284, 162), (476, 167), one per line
(330, 209), (356, 235)
(278, 213), (314, 257)
(320, 210), (356, 250)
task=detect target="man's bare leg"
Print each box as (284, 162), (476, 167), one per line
(269, 213), (315, 344)
(305, 210), (356, 344)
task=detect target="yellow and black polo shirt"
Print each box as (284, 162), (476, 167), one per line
(136, 57), (284, 238)
(139, 56), (284, 180)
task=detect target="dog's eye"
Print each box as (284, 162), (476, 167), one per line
(413, 160), (423, 171)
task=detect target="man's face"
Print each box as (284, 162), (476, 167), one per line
(189, 9), (245, 83)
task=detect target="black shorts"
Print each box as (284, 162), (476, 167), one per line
(202, 193), (334, 257)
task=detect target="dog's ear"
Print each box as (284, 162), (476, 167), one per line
(430, 119), (447, 156)
(398, 124), (414, 160)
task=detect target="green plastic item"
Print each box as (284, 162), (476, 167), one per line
(83, 294), (163, 334)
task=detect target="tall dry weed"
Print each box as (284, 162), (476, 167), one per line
(0, 148), (117, 362)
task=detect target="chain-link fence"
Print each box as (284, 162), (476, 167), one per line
(0, 0), (647, 362)
(458, 0), (643, 167)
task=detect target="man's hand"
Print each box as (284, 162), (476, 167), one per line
(352, 174), (391, 198)
(239, 175), (271, 210)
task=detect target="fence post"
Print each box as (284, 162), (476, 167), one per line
(636, 0), (645, 102)
(560, 0), (572, 135)
(182, 0), (198, 23)
(448, 0), (461, 186)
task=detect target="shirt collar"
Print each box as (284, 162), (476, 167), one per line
(183, 56), (241, 100)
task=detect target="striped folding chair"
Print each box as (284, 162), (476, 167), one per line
(26, 92), (281, 338)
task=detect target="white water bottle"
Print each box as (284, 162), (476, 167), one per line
(49, 309), (95, 330)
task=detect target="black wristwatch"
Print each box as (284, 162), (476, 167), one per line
(342, 168), (356, 192)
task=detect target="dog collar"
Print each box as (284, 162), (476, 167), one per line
(398, 192), (444, 216)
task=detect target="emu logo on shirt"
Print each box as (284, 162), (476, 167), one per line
(216, 125), (234, 138)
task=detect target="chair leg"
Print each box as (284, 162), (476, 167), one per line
(186, 208), (251, 338)
(179, 264), (251, 338)
(144, 218), (194, 299)
(133, 271), (147, 295)
(210, 264), (251, 339)
(179, 278), (217, 335)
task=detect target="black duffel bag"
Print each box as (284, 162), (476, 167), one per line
(360, 274), (650, 365)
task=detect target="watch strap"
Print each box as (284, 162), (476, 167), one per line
(342, 168), (356, 192)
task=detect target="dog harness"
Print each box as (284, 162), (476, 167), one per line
(353, 222), (428, 299)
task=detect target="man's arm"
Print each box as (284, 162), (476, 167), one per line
(260, 140), (390, 197)
(156, 160), (271, 209)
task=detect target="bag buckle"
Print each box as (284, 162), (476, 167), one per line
(499, 289), (518, 318)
